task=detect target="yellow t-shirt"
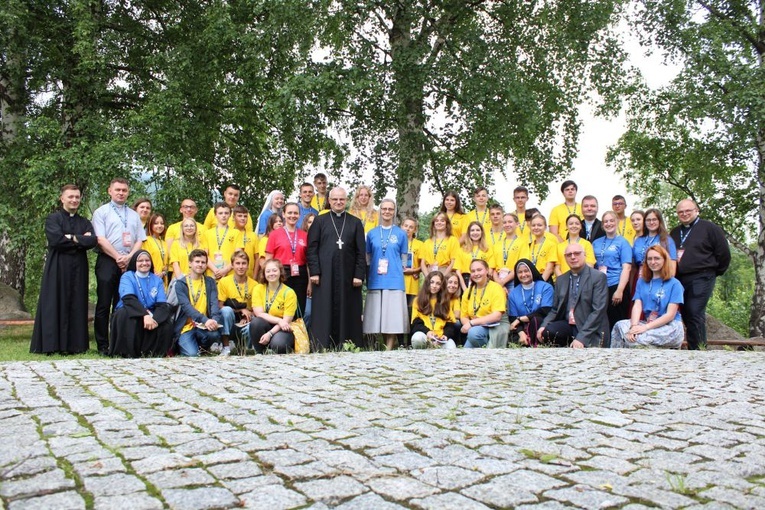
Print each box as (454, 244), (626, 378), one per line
(203, 208), (254, 233)
(456, 246), (495, 274)
(420, 236), (460, 271)
(515, 213), (529, 241)
(257, 236), (269, 267)
(311, 195), (328, 213)
(252, 284), (297, 319)
(350, 209), (378, 234)
(446, 212), (466, 239)
(485, 229), (506, 251)
(170, 241), (200, 277)
(493, 235), (528, 273)
(411, 297), (455, 337)
(528, 236), (558, 275)
(236, 229), (259, 278)
(617, 218), (637, 245)
(217, 274), (257, 308)
(144, 236), (169, 276)
(549, 202), (582, 241)
(181, 276), (208, 334)
(404, 238), (423, 296)
(201, 226), (243, 277)
(450, 297), (461, 320)
(465, 209), (493, 237)
(460, 280), (506, 320)
(555, 238), (596, 274)
(165, 221), (205, 250)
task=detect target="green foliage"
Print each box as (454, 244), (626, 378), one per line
(708, 248), (754, 337)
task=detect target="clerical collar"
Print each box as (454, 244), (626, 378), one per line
(333, 211), (344, 217)
(682, 217), (699, 229)
(521, 283), (534, 290)
(135, 270), (150, 278)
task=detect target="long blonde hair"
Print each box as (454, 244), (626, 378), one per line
(349, 185), (377, 221)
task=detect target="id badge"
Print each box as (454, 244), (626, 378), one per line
(647, 311), (659, 322)
(214, 251), (224, 269)
(290, 261), (300, 276)
(431, 264), (439, 273)
(568, 308), (576, 325)
(677, 249), (684, 262)
(598, 265), (608, 274)
(378, 258), (389, 275)
(122, 231), (133, 247)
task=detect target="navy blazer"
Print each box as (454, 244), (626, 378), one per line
(174, 276), (222, 331)
(542, 265), (610, 347)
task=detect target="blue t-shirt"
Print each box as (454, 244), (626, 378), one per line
(507, 280), (554, 317)
(633, 235), (678, 266)
(366, 225), (408, 291)
(297, 204), (319, 228)
(592, 235), (633, 287)
(116, 272), (167, 310)
(257, 210), (274, 236)
(634, 277), (684, 322)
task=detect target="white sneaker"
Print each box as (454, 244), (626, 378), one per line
(209, 342), (222, 353)
(220, 346), (231, 356)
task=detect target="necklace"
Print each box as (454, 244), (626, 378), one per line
(330, 212), (346, 250)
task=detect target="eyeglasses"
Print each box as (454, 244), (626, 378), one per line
(644, 217), (659, 223)
(181, 205), (197, 209)
(612, 201), (626, 206)
(677, 209), (696, 214)
(565, 251), (584, 257)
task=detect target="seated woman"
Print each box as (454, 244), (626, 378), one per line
(611, 245), (685, 349)
(411, 271), (458, 349)
(460, 259), (506, 348)
(109, 250), (174, 357)
(249, 259), (298, 354)
(508, 259), (554, 347)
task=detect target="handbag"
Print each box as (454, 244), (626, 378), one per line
(291, 303), (310, 354)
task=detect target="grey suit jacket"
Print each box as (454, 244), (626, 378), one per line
(542, 265), (609, 347)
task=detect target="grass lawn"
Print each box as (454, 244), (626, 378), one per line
(0, 324), (102, 362)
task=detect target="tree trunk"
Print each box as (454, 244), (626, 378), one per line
(390, 6), (427, 221)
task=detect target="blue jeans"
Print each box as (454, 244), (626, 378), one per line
(177, 328), (221, 356)
(220, 307), (250, 344)
(464, 326), (490, 348)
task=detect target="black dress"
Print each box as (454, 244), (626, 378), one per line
(306, 211), (366, 350)
(31, 209), (98, 354)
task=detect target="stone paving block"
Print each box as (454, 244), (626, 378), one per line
(610, 483), (699, 509)
(374, 452), (434, 471)
(82, 472), (147, 496)
(207, 460), (263, 480)
(367, 475), (440, 500)
(131, 453), (197, 474)
(6, 490), (85, 510)
(239, 484), (307, 509)
(294, 475), (367, 504)
(411, 491), (491, 510)
(1, 455), (58, 477)
(273, 460), (339, 480)
(698, 486), (765, 509)
(193, 448), (250, 465)
(580, 455), (639, 475)
(172, 438), (227, 457)
(256, 448), (314, 467)
(335, 492), (407, 509)
(460, 477), (538, 507)
(120, 445), (173, 461)
(544, 485), (630, 508)
(71, 457), (127, 477)
(162, 487), (240, 509)
(146, 467), (216, 489)
(411, 465), (484, 490)
(92, 492), (163, 510)
(0, 468), (75, 498)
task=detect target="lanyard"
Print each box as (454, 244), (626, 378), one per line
(569, 274), (580, 302)
(234, 278), (249, 301)
(379, 226), (393, 256)
(566, 203), (578, 216)
(641, 235), (658, 261)
(432, 237), (445, 257)
(530, 238), (545, 265)
(133, 274), (149, 308)
(215, 226), (229, 251)
(153, 236), (165, 259)
(474, 209), (487, 226)
(521, 285), (536, 314)
(186, 276), (203, 307)
(648, 279), (665, 310)
(490, 230), (504, 245)
(284, 227), (298, 255)
(598, 237), (615, 264)
(110, 202), (128, 229)
(618, 219), (627, 237)
(265, 284), (282, 313)
(470, 283), (488, 317)
(679, 218), (698, 247)
(502, 236), (517, 265)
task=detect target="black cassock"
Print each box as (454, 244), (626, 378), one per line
(31, 209), (98, 354)
(306, 211), (366, 350)
(109, 296), (174, 358)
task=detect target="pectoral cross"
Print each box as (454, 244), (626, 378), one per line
(336, 238), (344, 250)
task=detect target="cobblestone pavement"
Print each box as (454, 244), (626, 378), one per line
(1, 350), (765, 509)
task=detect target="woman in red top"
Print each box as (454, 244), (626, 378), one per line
(265, 202), (309, 316)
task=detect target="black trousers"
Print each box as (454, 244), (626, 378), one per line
(249, 317), (295, 354)
(679, 271), (716, 350)
(95, 254), (122, 353)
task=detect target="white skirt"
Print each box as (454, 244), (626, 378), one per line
(363, 289), (410, 334)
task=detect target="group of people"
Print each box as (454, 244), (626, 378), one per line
(30, 175), (731, 357)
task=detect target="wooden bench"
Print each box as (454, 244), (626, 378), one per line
(681, 337), (765, 350)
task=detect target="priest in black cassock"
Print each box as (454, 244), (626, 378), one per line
(31, 184), (98, 354)
(307, 187), (366, 350)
